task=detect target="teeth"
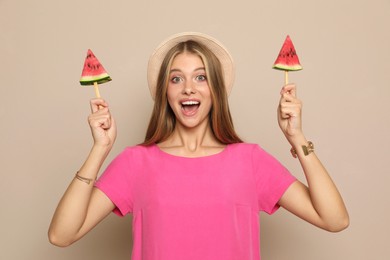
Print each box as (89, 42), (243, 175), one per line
(181, 101), (199, 105)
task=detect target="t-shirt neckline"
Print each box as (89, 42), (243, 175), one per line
(153, 143), (230, 160)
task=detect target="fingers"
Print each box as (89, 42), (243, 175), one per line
(88, 98), (112, 129)
(90, 98), (109, 113)
(279, 84), (300, 105)
(280, 83), (297, 98)
(278, 84), (304, 138)
(279, 101), (301, 119)
(279, 84), (302, 119)
(88, 109), (111, 129)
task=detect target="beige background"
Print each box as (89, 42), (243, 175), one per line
(1, 0), (389, 259)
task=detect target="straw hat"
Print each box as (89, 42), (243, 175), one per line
(147, 32), (235, 100)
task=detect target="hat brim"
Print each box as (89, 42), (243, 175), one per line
(147, 32), (235, 100)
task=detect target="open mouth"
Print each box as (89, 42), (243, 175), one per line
(181, 100), (200, 114)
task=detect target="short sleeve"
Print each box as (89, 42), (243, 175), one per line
(252, 145), (296, 214)
(95, 148), (134, 216)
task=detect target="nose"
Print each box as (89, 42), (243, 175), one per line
(183, 81), (196, 95)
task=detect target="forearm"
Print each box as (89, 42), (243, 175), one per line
(291, 135), (349, 231)
(48, 145), (110, 245)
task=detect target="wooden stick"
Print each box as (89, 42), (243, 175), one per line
(284, 70), (289, 85)
(93, 82), (101, 98)
(93, 82), (103, 110)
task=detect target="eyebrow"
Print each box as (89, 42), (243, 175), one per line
(169, 67), (206, 73)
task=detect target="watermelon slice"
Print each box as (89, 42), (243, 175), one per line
(273, 35), (302, 71)
(80, 49), (112, 86)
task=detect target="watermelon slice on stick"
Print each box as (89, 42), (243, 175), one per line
(80, 49), (112, 98)
(272, 35), (302, 85)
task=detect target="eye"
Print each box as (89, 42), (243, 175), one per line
(170, 76), (182, 83)
(196, 74), (207, 81)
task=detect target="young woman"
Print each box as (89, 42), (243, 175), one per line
(49, 32), (349, 259)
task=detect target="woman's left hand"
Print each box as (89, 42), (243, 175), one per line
(277, 84), (303, 142)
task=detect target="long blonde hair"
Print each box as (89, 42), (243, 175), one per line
(141, 40), (242, 146)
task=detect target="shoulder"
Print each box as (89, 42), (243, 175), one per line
(228, 142), (285, 167)
(225, 143), (270, 164)
(110, 144), (157, 164)
(120, 144), (156, 155)
(102, 145), (158, 176)
(228, 142), (265, 154)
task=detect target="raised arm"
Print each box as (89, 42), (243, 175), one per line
(48, 98), (117, 246)
(277, 84), (349, 232)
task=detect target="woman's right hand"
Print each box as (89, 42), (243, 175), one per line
(88, 98), (117, 149)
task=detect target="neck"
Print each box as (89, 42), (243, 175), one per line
(158, 118), (225, 157)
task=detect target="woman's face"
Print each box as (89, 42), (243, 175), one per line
(167, 52), (212, 129)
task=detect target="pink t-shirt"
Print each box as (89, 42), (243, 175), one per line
(95, 143), (296, 260)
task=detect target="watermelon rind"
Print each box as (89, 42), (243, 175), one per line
(80, 74), (112, 86)
(272, 63), (303, 71)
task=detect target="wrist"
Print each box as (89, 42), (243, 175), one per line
(91, 143), (112, 158)
(290, 140), (314, 158)
(286, 132), (307, 146)
(77, 145), (111, 182)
